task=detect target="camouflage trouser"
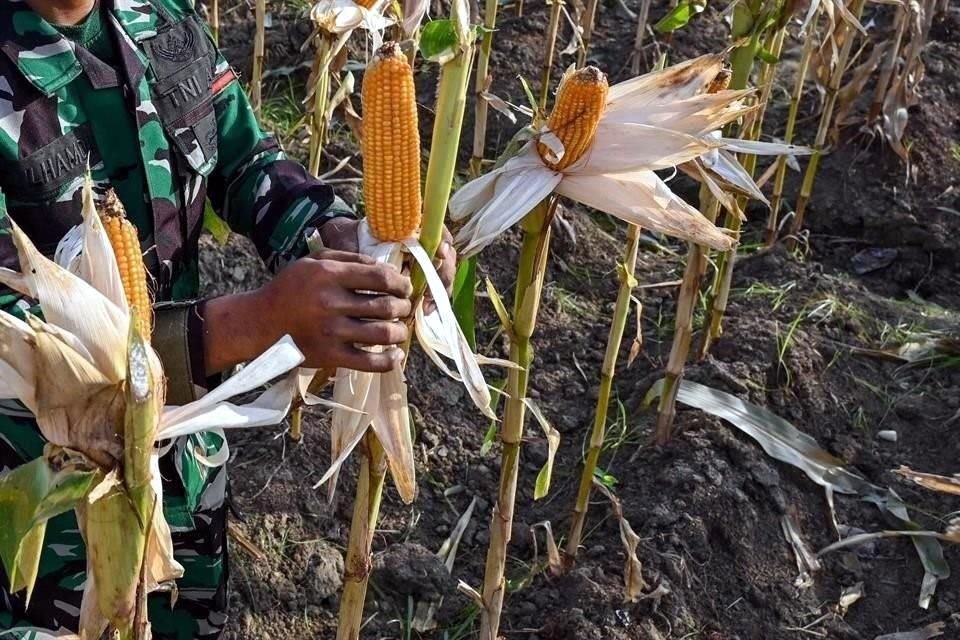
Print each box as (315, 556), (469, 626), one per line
(0, 414), (230, 640)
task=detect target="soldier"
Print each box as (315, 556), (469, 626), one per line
(0, 0), (456, 637)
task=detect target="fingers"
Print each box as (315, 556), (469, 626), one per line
(309, 249), (376, 265)
(437, 240), (457, 295)
(329, 344), (404, 373)
(347, 292), (413, 320)
(333, 262), (413, 298)
(331, 317), (410, 345)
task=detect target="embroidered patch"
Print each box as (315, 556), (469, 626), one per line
(153, 23), (197, 63)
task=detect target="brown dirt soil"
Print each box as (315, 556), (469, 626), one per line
(202, 1), (960, 638)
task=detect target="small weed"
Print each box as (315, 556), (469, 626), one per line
(950, 142), (960, 164)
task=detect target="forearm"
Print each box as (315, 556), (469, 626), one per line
(200, 291), (280, 375)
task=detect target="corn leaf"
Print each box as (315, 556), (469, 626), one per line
(451, 257), (477, 350)
(647, 379), (951, 609)
(654, 1), (705, 34)
(524, 399), (560, 500)
(896, 466), (960, 496)
(594, 481), (646, 601)
(0, 454), (98, 601)
(419, 19), (459, 63)
(485, 277), (514, 336)
(202, 201), (231, 245)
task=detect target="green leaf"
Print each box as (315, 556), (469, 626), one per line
(420, 19), (459, 63)
(593, 467), (618, 489)
(757, 47), (780, 65)
(525, 399), (560, 500)
(451, 257), (477, 350)
(654, 1), (705, 33)
(203, 201), (232, 245)
(480, 379), (507, 455)
(485, 277), (514, 337)
(0, 454), (98, 601)
(517, 76), (538, 116)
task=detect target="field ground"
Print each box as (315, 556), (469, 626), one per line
(201, 1), (960, 638)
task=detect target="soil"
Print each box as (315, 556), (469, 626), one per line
(201, 0), (960, 638)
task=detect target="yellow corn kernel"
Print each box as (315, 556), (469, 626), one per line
(361, 42), (422, 242)
(537, 66), (609, 171)
(102, 192), (153, 339)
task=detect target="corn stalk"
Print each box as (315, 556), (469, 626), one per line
(578, 0), (600, 67)
(210, 0), (220, 44)
(336, 19), (475, 639)
(307, 36), (336, 178)
(539, 0), (565, 108)
(479, 197), (555, 640)
(767, 29), (816, 246)
(868, 4), (907, 126)
(336, 436), (387, 640)
(787, 0), (867, 248)
(654, 188), (719, 442)
(470, 0), (501, 177)
(251, 0), (266, 114)
(630, 0), (653, 75)
(698, 0), (781, 358)
(564, 223), (640, 562)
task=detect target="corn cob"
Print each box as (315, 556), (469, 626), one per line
(102, 192), (152, 339)
(537, 67), (609, 171)
(361, 42), (422, 242)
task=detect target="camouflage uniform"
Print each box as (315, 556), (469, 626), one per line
(0, 0), (349, 636)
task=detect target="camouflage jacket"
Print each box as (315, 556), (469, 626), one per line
(0, 0), (345, 636)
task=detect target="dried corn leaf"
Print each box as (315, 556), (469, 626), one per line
(839, 581), (864, 613)
(781, 514), (821, 589)
(649, 379), (950, 609)
(594, 481), (646, 601)
(895, 466), (960, 496)
(413, 497), (478, 631)
(875, 622), (946, 640)
(833, 41), (886, 137)
(530, 520), (563, 575)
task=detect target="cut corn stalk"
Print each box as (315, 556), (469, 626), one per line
(0, 177), (307, 639)
(251, 0), (266, 113)
(787, 0), (867, 247)
(653, 186), (719, 443)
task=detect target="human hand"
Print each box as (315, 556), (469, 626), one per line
(319, 218), (457, 297)
(203, 249), (412, 373)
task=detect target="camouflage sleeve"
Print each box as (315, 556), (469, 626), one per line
(205, 59), (354, 273)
